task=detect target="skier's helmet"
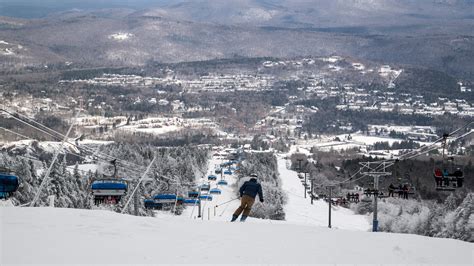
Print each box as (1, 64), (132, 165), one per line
(249, 173), (258, 182)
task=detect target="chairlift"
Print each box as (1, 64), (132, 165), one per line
(210, 188), (222, 195)
(217, 180), (228, 186)
(188, 191), (199, 198)
(153, 194), (181, 204)
(200, 183), (211, 191)
(0, 167), (19, 199)
(90, 160), (127, 205)
(199, 194), (213, 201)
(144, 199), (161, 209)
(208, 175), (217, 181)
(433, 134), (464, 191)
(183, 199), (200, 205)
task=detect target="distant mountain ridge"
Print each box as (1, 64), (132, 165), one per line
(1, 0), (473, 23)
(0, 1), (472, 80)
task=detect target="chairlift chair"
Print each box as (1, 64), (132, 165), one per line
(0, 167), (19, 199)
(433, 134), (465, 191)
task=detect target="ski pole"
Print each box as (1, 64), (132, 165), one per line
(215, 197), (239, 208)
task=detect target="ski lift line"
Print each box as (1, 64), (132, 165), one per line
(2, 120), (163, 181)
(396, 130), (472, 163)
(1, 108), (149, 171)
(368, 122), (474, 165)
(121, 156), (157, 214)
(402, 122), (474, 158)
(0, 110), (113, 167)
(1, 108), (75, 142)
(1, 127), (97, 164)
(0, 126), (105, 167)
(2, 112), (199, 199)
(329, 126), (474, 188)
(353, 125), (474, 177)
(1, 111), (63, 141)
(0, 127), (140, 178)
(30, 109), (81, 207)
(0, 127), (31, 140)
(0, 133), (147, 181)
(1, 153), (92, 180)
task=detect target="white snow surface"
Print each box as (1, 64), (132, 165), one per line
(66, 163), (98, 175)
(277, 156), (370, 230)
(1, 207), (472, 264)
(1, 151), (473, 264)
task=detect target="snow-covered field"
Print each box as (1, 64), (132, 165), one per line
(294, 132), (433, 153)
(1, 207), (472, 264)
(108, 32), (133, 41)
(118, 117), (219, 136)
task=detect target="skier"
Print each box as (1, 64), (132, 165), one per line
(231, 175), (264, 222)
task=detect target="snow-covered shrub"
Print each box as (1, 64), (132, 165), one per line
(351, 197), (373, 215)
(355, 193), (473, 242)
(435, 193), (473, 242)
(377, 198), (431, 235)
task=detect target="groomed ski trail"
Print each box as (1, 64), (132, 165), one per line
(277, 155), (370, 230)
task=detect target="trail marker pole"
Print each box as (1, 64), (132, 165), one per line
(311, 179), (314, 205)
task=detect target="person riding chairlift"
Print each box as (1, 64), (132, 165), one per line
(388, 183), (395, 197)
(434, 168), (443, 187)
(453, 168), (463, 187)
(443, 169), (450, 186)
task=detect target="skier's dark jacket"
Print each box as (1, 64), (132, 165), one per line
(239, 178), (263, 201)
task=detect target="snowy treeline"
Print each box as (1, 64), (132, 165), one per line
(98, 144), (209, 215)
(237, 152), (286, 220)
(0, 154), (92, 208)
(352, 192), (473, 242)
(0, 144), (209, 216)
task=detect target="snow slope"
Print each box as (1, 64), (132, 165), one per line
(278, 156), (370, 230)
(1, 207), (472, 264)
(181, 155), (241, 222)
